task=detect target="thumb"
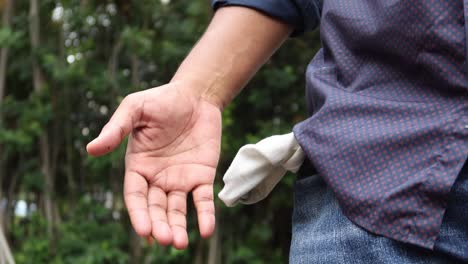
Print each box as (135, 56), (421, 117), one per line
(87, 94), (142, 156)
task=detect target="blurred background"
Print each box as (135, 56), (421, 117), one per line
(0, 0), (320, 263)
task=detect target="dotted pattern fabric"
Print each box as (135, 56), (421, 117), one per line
(293, 0), (468, 249)
(212, 0), (468, 249)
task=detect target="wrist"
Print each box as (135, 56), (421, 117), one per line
(170, 74), (232, 111)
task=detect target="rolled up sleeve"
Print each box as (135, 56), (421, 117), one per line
(211, 0), (322, 35)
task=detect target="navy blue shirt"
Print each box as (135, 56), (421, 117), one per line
(212, 0), (468, 249)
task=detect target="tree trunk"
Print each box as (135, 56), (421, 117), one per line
(64, 116), (77, 203)
(80, 0), (88, 8)
(0, 226), (15, 264)
(39, 135), (56, 244)
(128, 230), (143, 264)
(0, 0), (14, 244)
(0, 26), (14, 264)
(0, 159), (19, 264)
(59, 19), (77, 206)
(29, 0), (45, 92)
(193, 240), (205, 264)
(4, 167), (19, 235)
(130, 55), (140, 90)
(29, 0), (57, 252)
(207, 218), (221, 264)
(108, 38), (122, 100)
(0, 152), (5, 230)
(0, 0), (13, 100)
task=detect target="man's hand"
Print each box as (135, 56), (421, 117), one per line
(86, 6), (291, 250)
(87, 82), (221, 249)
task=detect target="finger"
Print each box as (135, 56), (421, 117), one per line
(148, 186), (172, 246)
(167, 191), (188, 249)
(192, 184), (215, 238)
(87, 94), (142, 156)
(124, 171), (151, 237)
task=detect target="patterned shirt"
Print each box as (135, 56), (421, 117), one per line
(212, 0), (468, 249)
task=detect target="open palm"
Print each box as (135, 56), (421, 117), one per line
(87, 83), (221, 249)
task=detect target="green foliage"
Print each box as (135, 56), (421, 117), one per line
(56, 200), (129, 264)
(121, 27), (154, 56)
(0, 27), (23, 48)
(0, 93), (51, 151)
(12, 214), (50, 264)
(13, 201), (129, 264)
(1, 0), (321, 263)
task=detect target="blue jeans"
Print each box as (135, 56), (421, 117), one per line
(290, 161), (468, 264)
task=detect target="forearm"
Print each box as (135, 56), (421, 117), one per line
(171, 6), (293, 110)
